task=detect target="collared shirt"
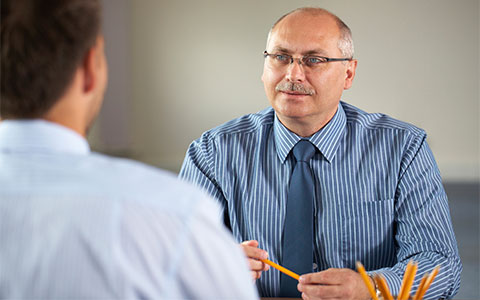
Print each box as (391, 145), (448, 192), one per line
(0, 120), (258, 300)
(179, 101), (462, 299)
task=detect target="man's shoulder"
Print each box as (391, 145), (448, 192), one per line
(341, 101), (425, 137)
(89, 154), (202, 194)
(55, 153), (213, 214)
(201, 107), (275, 140)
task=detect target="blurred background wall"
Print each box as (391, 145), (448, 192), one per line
(91, 0), (479, 182)
(91, 0), (479, 298)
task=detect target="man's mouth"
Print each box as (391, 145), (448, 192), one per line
(275, 82), (314, 96)
(282, 91), (310, 96)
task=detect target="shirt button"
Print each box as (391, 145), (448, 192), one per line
(313, 263), (318, 270)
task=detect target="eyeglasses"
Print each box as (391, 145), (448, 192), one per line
(263, 51), (352, 69)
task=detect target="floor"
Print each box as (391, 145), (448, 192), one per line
(445, 182), (480, 299)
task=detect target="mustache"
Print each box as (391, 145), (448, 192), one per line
(275, 82), (315, 95)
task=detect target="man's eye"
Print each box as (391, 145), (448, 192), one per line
(305, 57), (325, 65)
(275, 54), (290, 62)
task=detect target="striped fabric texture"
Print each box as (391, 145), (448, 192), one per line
(179, 101), (462, 299)
(0, 120), (258, 300)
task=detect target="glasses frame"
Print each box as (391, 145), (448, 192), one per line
(263, 51), (352, 67)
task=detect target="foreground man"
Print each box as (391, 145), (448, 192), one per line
(0, 0), (258, 299)
(180, 7), (461, 299)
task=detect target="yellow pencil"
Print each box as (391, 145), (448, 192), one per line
(403, 262), (418, 299)
(261, 259), (300, 280)
(398, 260), (415, 300)
(414, 266), (440, 300)
(356, 261), (379, 300)
(375, 275), (394, 300)
(412, 273), (429, 300)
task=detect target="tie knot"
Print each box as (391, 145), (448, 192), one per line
(293, 140), (316, 162)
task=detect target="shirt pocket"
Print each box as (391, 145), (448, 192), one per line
(341, 198), (396, 269)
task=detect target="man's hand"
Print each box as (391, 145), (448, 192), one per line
(298, 268), (373, 300)
(240, 240), (270, 280)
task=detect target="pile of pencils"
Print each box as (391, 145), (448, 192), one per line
(357, 261), (440, 300)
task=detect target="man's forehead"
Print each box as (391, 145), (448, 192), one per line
(269, 45), (330, 56)
(266, 14), (340, 55)
(272, 10), (338, 34)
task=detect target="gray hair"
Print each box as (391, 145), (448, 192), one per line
(267, 7), (354, 59)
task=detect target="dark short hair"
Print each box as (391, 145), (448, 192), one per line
(1, 0), (102, 119)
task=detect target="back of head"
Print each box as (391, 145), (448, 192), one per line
(1, 0), (101, 119)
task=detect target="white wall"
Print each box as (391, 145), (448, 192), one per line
(92, 0), (480, 182)
(89, 0), (131, 154)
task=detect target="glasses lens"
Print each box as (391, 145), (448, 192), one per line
(271, 54), (291, 66)
(265, 52), (336, 69)
(303, 56), (327, 67)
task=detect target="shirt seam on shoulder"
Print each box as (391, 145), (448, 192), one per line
(211, 120), (274, 140)
(345, 118), (424, 137)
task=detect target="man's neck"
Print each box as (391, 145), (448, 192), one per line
(43, 102), (87, 138)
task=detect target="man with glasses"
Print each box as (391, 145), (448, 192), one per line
(0, 0), (258, 299)
(180, 7), (461, 300)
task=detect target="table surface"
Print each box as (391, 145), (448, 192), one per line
(261, 298), (301, 300)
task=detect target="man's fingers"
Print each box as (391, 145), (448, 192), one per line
(298, 282), (341, 298)
(241, 240), (258, 247)
(298, 269), (370, 299)
(240, 240), (270, 279)
(243, 247), (268, 260)
(263, 263), (270, 271)
(248, 258), (264, 271)
(250, 270), (263, 280)
(248, 258), (270, 271)
(240, 241), (268, 260)
(299, 268), (345, 285)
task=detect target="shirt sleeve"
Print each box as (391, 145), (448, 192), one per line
(369, 133), (462, 300)
(179, 133), (228, 215)
(172, 193), (258, 299)
(115, 188), (258, 299)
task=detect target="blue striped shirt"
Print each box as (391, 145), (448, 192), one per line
(179, 101), (462, 299)
(0, 120), (258, 299)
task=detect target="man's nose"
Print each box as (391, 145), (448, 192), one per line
(285, 59), (306, 82)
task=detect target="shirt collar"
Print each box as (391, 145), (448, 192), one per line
(0, 119), (90, 155)
(273, 103), (346, 164)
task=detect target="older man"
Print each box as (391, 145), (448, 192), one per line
(180, 7), (461, 299)
(0, 0), (258, 299)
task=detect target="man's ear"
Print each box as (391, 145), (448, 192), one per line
(82, 49), (95, 94)
(81, 37), (103, 94)
(344, 59), (357, 90)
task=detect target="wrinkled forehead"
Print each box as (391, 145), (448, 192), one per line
(266, 11), (341, 55)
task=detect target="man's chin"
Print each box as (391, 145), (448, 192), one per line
(272, 99), (313, 117)
(275, 107), (314, 121)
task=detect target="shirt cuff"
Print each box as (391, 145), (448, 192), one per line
(367, 269), (403, 298)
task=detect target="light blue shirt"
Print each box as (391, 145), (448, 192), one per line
(179, 101), (462, 299)
(0, 120), (258, 300)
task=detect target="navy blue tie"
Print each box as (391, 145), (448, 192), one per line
(280, 139), (316, 297)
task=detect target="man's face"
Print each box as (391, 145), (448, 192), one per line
(262, 12), (356, 133)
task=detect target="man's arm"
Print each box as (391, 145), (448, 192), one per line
(373, 134), (462, 299)
(172, 193), (260, 299)
(179, 135), (270, 281)
(179, 134), (225, 205)
(115, 188), (259, 299)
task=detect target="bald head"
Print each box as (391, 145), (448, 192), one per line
(267, 7), (354, 59)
